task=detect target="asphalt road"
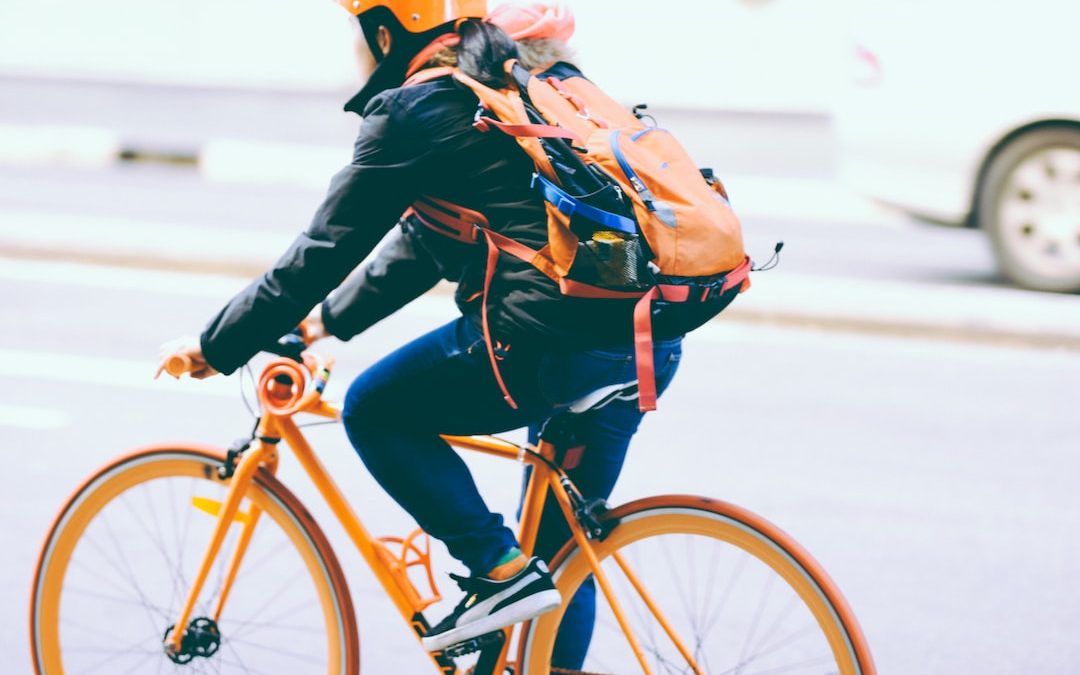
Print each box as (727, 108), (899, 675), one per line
(2, 255), (1078, 674)
(1, 87), (1074, 672)
(0, 162), (1002, 290)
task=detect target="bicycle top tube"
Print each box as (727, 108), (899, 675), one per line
(167, 341), (575, 479)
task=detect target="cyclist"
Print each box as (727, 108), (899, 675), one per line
(158, 0), (685, 663)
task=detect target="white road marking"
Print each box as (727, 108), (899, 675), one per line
(0, 257), (459, 317)
(0, 124), (119, 169)
(0, 404), (70, 430)
(0, 209), (290, 270)
(0, 348), (237, 398)
(200, 139), (349, 190)
(0, 257), (247, 298)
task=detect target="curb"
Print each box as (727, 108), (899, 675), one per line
(2, 238), (1078, 353)
(5, 125), (1076, 350)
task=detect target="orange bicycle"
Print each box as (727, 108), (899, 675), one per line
(30, 336), (876, 674)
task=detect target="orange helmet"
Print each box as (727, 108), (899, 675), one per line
(336, 0), (487, 33)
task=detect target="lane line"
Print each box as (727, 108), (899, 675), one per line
(2, 258), (1077, 358)
(0, 124), (119, 169)
(0, 257), (459, 317)
(0, 209), (289, 271)
(0, 404), (70, 430)
(0, 257), (246, 298)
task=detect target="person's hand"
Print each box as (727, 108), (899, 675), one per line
(300, 304), (330, 345)
(155, 336), (219, 380)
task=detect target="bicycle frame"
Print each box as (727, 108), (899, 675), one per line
(166, 354), (697, 675)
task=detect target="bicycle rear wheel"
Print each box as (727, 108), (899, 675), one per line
(518, 495), (875, 675)
(30, 446), (359, 675)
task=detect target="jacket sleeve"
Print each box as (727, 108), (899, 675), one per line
(320, 221), (444, 341)
(199, 94), (429, 375)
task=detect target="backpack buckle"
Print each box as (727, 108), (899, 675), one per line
(472, 105), (492, 132)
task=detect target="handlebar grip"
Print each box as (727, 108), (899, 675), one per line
(165, 353), (193, 377)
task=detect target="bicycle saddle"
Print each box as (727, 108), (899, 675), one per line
(567, 381), (639, 414)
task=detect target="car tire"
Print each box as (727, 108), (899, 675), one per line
(977, 126), (1080, 293)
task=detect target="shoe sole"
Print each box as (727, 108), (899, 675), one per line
(421, 588), (563, 652)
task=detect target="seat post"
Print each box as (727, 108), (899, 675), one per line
(516, 435), (560, 559)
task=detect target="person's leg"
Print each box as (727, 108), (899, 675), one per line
(343, 317), (545, 575)
(530, 339), (683, 668)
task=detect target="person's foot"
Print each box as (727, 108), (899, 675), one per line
(421, 556), (562, 652)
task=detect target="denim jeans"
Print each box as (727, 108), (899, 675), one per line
(341, 316), (681, 666)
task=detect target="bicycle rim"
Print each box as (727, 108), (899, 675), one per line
(518, 495), (874, 675)
(30, 446), (359, 675)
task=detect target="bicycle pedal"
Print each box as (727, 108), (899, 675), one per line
(443, 631), (504, 658)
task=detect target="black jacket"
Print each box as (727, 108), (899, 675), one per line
(200, 70), (702, 375)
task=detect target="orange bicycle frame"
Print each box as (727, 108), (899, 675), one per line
(165, 352), (697, 674)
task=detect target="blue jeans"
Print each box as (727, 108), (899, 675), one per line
(341, 316), (681, 666)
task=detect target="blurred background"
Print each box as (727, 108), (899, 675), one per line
(2, 0), (1078, 673)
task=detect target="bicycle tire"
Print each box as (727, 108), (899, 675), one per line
(517, 495), (875, 675)
(30, 445), (360, 675)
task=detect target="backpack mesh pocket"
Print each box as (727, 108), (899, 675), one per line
(572, 230), (652, 291)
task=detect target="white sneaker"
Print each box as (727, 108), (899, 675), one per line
(421, 557), (562, 652)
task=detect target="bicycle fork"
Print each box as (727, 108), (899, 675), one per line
(165, 439), (275, 657)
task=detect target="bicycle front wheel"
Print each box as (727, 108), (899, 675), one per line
(30, 446), (359, 675)
(518, 495), (875, 675)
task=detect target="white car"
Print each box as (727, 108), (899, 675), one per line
(834, 1), (1080, 292)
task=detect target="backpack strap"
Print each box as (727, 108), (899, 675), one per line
(472, 116), (583, 143)
(453, 68), (559, 182)
(560, 256), (752, 411)
(480, 232), (519, 409)
(403, 66), (456, 88)
(477, 228), (565, 409)
(481, 223), (752, 412)
(411, 195), (487, 243)
(532, 174), (637, 236)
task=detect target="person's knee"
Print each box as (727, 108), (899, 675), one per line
(342, 368), (388, 429)
(342, 376), (391, 459)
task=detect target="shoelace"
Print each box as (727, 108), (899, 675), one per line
(448, 572), (483, 593)
(438, 573), (487, 621)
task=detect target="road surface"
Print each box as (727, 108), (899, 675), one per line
(2, 255), (1077, 674)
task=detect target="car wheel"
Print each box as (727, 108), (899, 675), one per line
(978, 127), (1080, 293)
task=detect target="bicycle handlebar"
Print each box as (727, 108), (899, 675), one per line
(162, 329), (334, 411)
(164, 353), (193, 378)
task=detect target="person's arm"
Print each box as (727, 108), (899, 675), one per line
(320, 220), (444, 341)
(198, 93), (429, 375)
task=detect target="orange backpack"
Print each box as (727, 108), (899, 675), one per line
(406, 62), (752, 412)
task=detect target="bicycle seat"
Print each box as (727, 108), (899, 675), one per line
(567, 381), (639, 414)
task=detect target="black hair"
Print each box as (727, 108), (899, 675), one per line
(455, 19), (519, 88)
(345, 13), (518, 114)
(347, 7), (451, 113)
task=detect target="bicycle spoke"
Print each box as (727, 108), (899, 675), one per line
(747, 594), (800, 661)
(37, 453), (349, 675)
(742, 653), (836, 675)
(121, 487), (186, 613)
(533, 504), (860, 675)
(220, 568), (309, 639)
(68, 634), (161, 674)
(225, 635), (325, 665)
(702, 551), (749, 638)
(735, 572), (776, 671)
(118, 650), (164, 675)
